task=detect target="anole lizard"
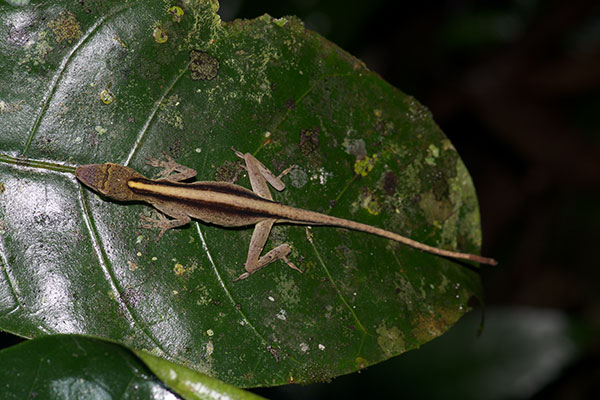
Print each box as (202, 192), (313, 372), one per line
(76, 149), (498, 281)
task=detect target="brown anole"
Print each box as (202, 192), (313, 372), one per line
(76, 149), (497, 281)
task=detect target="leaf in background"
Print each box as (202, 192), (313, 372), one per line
(0, 334), (178, 399)
(0, 0), (484, 387)
(135, 349), (265, 400)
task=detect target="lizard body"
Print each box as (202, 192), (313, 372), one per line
(76, 150), (497, 280)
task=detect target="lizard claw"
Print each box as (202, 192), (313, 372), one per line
(233, 272), (250, 282)
(230, 147), (245, 159)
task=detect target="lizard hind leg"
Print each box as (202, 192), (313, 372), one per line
(234, 219), (301, 281)
(140, 211), (191, 241)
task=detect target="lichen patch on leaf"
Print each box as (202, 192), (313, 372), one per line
(99, 89), (114, 105)
(418, 191), (453, 228)
(353, 154), (377, 176)
(158, 95), (184, 129)
(49, 11), (81, 44)
(189, 50), (219, 80)
(168, 6), (185, 23)
(214, 160), (242, 182)
(299, 127), (319, 155)
(342, 138), (367, 159)
(376, 323), (405, 356)
(153, 26), (168, 43)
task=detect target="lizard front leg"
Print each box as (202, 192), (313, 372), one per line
(146, 153), (197, 182)
(231, 148), (295, 196)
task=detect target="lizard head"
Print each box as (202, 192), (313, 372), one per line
(76, 163), (144, 202)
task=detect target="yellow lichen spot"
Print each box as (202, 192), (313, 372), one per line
(0, 183), (5, 194)
(95, 125), (107, 135)
(173, 263), (185, 276)
(366, 197), (382, 215)
(99, 89), (114, 105)
(353, 154), (378, 176)
(153, 26), (168, 44)
(168, 6), (184, 22)
(355, 357), (368, 369)
(425, 144), (440, 166)
(273, 17), (288, 27)
(49, 11), (82, 44)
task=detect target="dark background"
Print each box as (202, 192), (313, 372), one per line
(217, 0), (600, 399)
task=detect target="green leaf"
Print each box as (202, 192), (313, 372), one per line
(0, 334), (178, 399)
(0, 0), (484, 387)
(135, 349), (265, 400)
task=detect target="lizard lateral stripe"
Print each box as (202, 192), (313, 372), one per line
(128, 179), (284, 220)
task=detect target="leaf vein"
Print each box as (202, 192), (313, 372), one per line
(194, 223), (269, 347)
(308, 232), (369, 336)
(0, 236), (25, 316)
(22, 2), (136, 156)
(124, 61), (190, 165)
(78, 185), (167, 354)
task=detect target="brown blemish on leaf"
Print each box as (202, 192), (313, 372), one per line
(215, 160), (243, 182)
(49, 11), (81, 44)
(189, 50), (219, 81)
(299, 127), (320, 155)
(267, 345), (280, 362)
(411, 313), (447, 343)
(382, 171), (398, 195)
(8, 25), (30, 47)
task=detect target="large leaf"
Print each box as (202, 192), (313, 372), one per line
(0, 0), (484, 387)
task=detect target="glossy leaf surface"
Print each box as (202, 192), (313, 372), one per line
(135, 349), (265, 400)
(0, 335), (178, 399)
(0, 0), (484, 387)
